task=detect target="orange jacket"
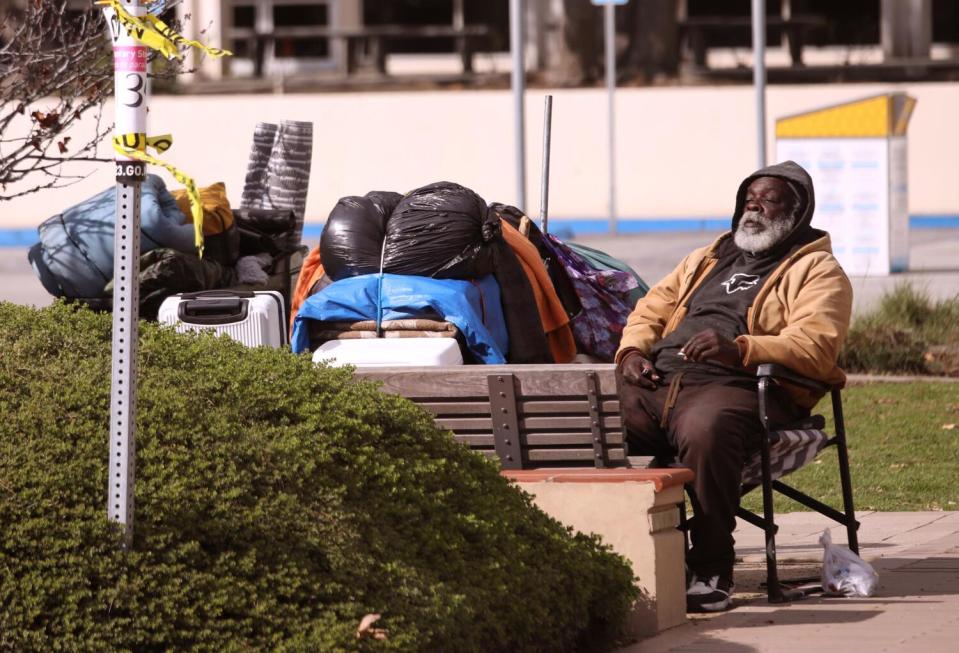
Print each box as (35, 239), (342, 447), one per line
(501, 221), (576, 363)
(290, 246), (325, 332)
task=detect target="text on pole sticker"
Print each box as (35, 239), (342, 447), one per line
(114, 45), (148, 73)
(115, 161), (145, 182)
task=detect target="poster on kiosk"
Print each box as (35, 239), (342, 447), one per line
(775, 93), (916, 277)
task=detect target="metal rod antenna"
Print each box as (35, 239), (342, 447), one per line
(539, 94), (553, 234)
(752, 0), (768, 168)
(510, 0), (527, 211)
(104, 0), (149, 547)
(605, 2), (617, 234)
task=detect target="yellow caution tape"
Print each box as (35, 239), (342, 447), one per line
(113, 133), (206, 258)
(97, 0), (232, 60)
(144, 13), (232, 59)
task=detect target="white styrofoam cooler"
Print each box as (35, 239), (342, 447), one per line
(158, 290), (286, 348)
(312, 337), (463, 367)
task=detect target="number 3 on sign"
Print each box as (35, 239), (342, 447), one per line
(124, 72), (144, 108)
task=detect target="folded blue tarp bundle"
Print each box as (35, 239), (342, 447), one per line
(291, 273), (508, 363)
(28, 174), (195, 299)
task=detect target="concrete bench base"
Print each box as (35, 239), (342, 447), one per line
(502, 468), (693, 638)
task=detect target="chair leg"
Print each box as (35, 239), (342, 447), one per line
(758, 429), (786, 603)
(757, 377), (786, 602)
(832, 388), (860, 554)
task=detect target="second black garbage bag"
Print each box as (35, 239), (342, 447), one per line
(381, 181), (551, 362)
(382, 181), (497, 278)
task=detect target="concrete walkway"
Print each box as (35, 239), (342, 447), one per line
(573, 229), (959, 316)
(622, 511), (959, 653)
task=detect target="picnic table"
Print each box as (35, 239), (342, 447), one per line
(680, 14), (829, 68)
(227, 24), (493, 77)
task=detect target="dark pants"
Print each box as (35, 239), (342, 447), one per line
(617, 370), (806, 578)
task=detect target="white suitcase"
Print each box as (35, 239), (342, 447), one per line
(158, 290), (287, 348)
(312, 337), (463, 367)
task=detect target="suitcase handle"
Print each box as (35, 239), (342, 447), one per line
(180, 289), (256, 300)
(178, 297), (249, 324)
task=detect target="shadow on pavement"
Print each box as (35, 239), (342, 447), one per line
(735, 540), (899, 557)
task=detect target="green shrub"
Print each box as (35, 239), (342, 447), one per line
(0, 302), (637, 653)
(840, 283), (959, 375)
(839, 315), (928, 375)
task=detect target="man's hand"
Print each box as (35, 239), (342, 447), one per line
(681, 329), (742, 367)
(618, 350), (661, 389)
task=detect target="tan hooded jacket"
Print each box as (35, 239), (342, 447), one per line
(616, 163), (853, 408)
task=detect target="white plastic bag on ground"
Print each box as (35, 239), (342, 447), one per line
(820, 528), (879, 597)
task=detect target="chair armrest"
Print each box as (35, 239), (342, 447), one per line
(755, 363), (832, 394)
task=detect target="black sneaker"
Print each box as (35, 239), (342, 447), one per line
(686, 574), (734, 613)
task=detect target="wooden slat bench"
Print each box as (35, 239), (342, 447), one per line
(357, 364), (627, 469)
(355, 363), (691, 636)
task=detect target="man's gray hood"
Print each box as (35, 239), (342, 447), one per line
(730, 160), (820, 256)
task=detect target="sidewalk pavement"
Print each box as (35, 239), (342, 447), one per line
(622, 511), (959, 653)
(573, 228), (959, 316)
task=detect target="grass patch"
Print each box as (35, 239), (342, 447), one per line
(741, 381), (959, 514)
(841, 283), (959, 375)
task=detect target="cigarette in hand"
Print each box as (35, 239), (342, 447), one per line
(677, 349), (687, 359)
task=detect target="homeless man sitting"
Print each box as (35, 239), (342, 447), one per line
(615, 161), (853, 613)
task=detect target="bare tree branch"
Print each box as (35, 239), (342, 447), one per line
(0, 0), (190, 201)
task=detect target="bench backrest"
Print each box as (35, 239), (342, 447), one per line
(355, 364), (627, 469)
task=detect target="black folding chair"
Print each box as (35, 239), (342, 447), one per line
(745, 363), (859, 602)
(673, 363), (859, 603)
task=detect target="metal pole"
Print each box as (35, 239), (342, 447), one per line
(104, 0), (148, 547)
(539, 94), (553, 234)
(453, 0), (464, 30)
(752, 0), (767, 168)
(605, 2), (617, 234)
(510, 0), (527, 211)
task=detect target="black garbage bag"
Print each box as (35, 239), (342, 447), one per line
(382, 182), (498, 279)
(320, 191), (402, 280)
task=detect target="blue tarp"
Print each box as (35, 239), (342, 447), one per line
(291, 273), (508, 363)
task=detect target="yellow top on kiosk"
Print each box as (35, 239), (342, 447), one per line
(775, 93), (916, 276)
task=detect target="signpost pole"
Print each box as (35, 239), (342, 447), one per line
(752, 0), (768, 168)
(539, 94), (553, 234)
(510, 0), (526, 211)
(104, 0), (149, 547)
(593, 0), (626, 232)
(604, 1), (617, 234)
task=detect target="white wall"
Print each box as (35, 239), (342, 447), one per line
(2, 82), (956, 228)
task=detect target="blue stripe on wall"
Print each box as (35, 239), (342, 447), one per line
(542, 215), (959, 235)
(910, 214), (959, 229)
(5, 214), (959, 247)
(0, 228), (42, 248)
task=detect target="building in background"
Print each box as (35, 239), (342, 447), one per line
(176, 0), (959, 88)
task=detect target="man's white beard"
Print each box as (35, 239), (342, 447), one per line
(734, 209), (798, 254)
